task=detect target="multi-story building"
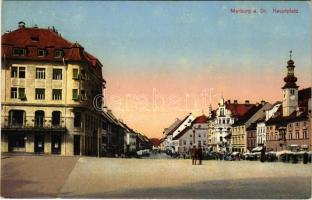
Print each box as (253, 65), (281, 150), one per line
(211, 99), (255, 152)
(265, 54), (311, 152)
(246, 123), (257, 152)
(256, 102), (281, 146)
(1, 22), (106, 156)
(173, 115), (209, 154)
(163, 113), (194, 153)
(232, 102), (271, 153)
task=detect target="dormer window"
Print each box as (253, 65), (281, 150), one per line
(13, 48), (26, 56)
(54, 50), (63, 58)
(38, 49), (47, 57)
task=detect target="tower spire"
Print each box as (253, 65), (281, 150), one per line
(289, 50), (292, 60)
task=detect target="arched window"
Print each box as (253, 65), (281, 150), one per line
(35, 110), (45, 127)
(9, 110), (25, 127)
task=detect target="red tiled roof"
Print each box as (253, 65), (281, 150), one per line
(225, 103), (255, 118)
(149, 138), (161, 147)
(192, 114), (208, 124)
(2, 26), (102, 69)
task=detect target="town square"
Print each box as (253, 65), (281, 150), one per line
(1, 1), (312, 199)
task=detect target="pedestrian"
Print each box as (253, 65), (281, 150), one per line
(198, 145), (203, 165)
(191, 145), (197, 165)
(183, 152), (186, 159)
(303, 152), (308, 164)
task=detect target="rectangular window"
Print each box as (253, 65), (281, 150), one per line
(74, 112), (81, 127)
(52, 89), (62, 100)
(19, 67), (25, 78)
(54, 50), (63, 58)
(80, 90), (87, 100)
(295, 131), (299, 139)
(13, 48), (26, 56)
(80, 69), (86, 80)
(72, 69), (79, 79)
(72, 89), (79, 100)
(36, 68), (46, 79)
(303, 130), (308, 139)
(38, 49), (46, 57)
(52, 69), (62, 80)
(289, 132), (292, 140)
(11, 67), (18, 78)
(11, 87), (17, 98)
(35, 88), (45, 100)
(18, 88), (25, 99)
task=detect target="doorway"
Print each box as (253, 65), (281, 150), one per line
(74, 135), (81, 155)
(34, 135), (45, 153)
(51, 134), (61, 154)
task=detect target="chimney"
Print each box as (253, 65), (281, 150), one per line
(18, 21), (25, 29)
(256, 102), (260, 106)
(261, 100), (266, 105)
(234, 100), (238, 104)
(245, 100), (250, 104)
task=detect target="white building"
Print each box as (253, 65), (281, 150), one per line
(256, 102), (282, 146)
(173, 115), (209, 154)
(164, 113), (194, 153)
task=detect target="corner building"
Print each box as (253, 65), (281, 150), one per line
(1, 22), (106, 156)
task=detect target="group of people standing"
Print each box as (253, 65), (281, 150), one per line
(191, 145), (203, 165)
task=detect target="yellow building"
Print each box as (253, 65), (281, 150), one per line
(232, 103), (271, 153)
(1, 22), (106, 156)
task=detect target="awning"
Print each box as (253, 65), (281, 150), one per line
(252, 146), (263, 152)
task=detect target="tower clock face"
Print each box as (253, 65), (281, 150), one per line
(290, 95), (295, 100)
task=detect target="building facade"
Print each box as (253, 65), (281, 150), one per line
(173, 115), (209, 154)
(256, 102), (281, 146)
(1, 22), (107, 156)
(232, 102), (271, 153)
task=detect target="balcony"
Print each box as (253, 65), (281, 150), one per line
(2, 123), (66, 132)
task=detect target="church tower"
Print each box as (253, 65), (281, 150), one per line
(282, 51), (299, 116)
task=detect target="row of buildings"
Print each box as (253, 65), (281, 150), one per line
(1, 22), (151, 156)
(161, 52), (311, 154)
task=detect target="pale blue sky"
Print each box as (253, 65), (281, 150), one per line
(2, 1), (311, 75)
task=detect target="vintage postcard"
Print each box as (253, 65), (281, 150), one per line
(1, 1), (311, 199)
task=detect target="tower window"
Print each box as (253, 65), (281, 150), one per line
(290, 89), (295, 95)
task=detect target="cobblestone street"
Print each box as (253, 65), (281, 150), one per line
(1, 155), (311, 198)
